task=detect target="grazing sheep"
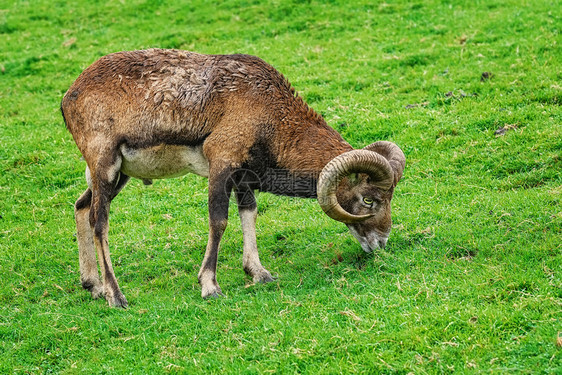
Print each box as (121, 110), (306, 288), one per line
(61, 49), (405, 307)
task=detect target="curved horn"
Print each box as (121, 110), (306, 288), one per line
(317, 150), (394, 224)
(363, 141), (406, 185)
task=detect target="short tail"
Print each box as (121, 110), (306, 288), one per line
(60, 97), (69, 130)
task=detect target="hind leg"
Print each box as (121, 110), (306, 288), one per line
(91, 167), (130, 308)
(75, 188), (104, 299)
(76, 164), (130, 306)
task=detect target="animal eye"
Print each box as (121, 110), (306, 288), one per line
(363, 197), (374, 205)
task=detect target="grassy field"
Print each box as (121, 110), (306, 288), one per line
(1, 0), (561, 373)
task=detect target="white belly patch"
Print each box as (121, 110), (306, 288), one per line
(120, 143), (209, 179)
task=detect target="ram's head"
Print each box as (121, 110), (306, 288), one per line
(317, 141), (406, 252)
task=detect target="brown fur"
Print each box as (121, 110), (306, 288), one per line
(63, 50), (350, 173)
(62, 49), (399, 306)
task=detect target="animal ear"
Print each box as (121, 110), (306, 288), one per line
(362, 141), (406, 186)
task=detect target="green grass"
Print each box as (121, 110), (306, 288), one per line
(1, 0), (561, 373)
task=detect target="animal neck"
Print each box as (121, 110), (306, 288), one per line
(265, 108), (354, 198)
(278, 109), (353, 170)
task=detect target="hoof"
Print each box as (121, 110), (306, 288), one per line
(201, 282), (224, 299)
(252, 269), (276, 284)
(199, 270), (224, 299)
(203, 290), (225, 299)
(107, 293), (128, 308)
(90, 286), (104, 300)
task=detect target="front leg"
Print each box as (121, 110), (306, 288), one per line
(235, 188), (274, 284)
(198, 167), (233, 299)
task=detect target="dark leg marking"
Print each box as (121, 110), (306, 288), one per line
(198, 167), (235, 298)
